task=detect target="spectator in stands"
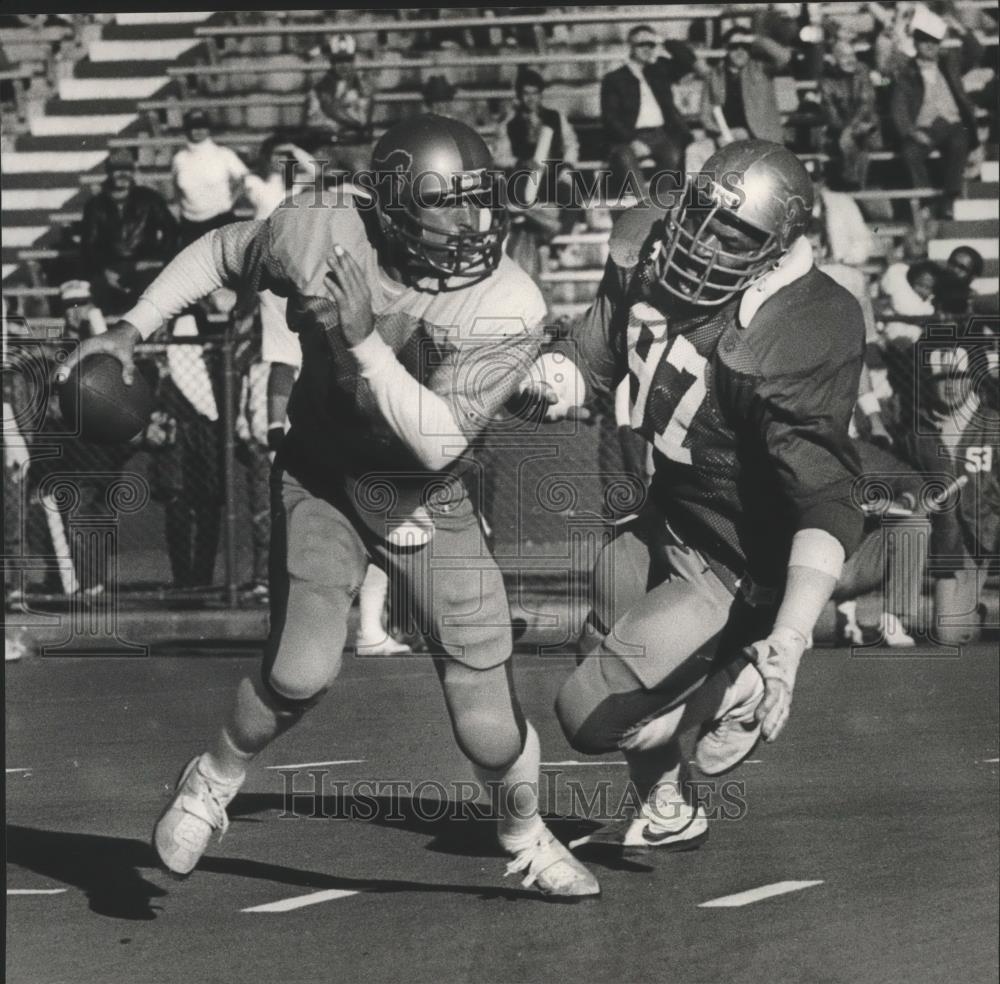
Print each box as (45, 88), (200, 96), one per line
(146, 305), (226, 593)
(59, 280), (107, 339)
(172, 110), (249, 247)
(868, 1), (917, 78)
(890, 7), (982, 219)
(908, 336), (999, 645)
(700, 26), (789, 148)
(422, 74), (456, 117)
(494, 67), (583, 278)
(821, 38), (882, 188)
(821, 445), (930, 647)
(877, 258), (940, 344)
(80, 148), (178, 317)
(3, 306), (31, 611)
(303, 32), (372, 177)
(937, 245), (998, 316)
(601, 25), (703, 195)
(805, 158), (878, 267)
(243, 135), (319, 219)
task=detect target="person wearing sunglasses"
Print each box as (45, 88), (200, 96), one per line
(601, 24), (706, 197)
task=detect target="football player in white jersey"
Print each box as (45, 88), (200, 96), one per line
(59, 116), (599, 899)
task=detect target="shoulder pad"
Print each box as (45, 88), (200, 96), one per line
(745, 269), (865, 376)
(608, 201), (666, 271)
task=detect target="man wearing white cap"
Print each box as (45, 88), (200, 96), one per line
(889, 4), (982, 218)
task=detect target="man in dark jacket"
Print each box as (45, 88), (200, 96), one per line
(890, 19), (982, 218)
(601, 24), (704, 195)
(80, 148), (178, 316)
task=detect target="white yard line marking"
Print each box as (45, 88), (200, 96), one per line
(699, 880), (824, 908)
(242, 888), (358, 913)
(982, 758), (999, 764)
(541, 760), (628, 766)
(6, 768), (32, 773)
(7, 889), (68, 896)
(266, 760), (365, 770)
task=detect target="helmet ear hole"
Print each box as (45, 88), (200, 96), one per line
(369, 116), (508, 285)
(654, 140), (811, 306)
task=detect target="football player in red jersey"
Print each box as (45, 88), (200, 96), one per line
(529, 140), (866, 852)
(57, 116), (599, 899)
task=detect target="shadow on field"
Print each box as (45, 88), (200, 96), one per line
(6, 796), (645, 922)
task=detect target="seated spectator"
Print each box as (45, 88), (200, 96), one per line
(80, 149), (178, 317)
(59, 280), (107, 339)
(821, 439), (931, 647)
(303, 32), (372, 177)
(806, 158), (878, 266)
(422, 74), (456, 117)
(889, 6), (982, 219)
(601, 25), (703, 196)
(936, 246), (998, 316)
(172, 110), (249, 247)
(877, 258), (940, 344)
(821, 38), (882, 188)
(699, 26), (790, 154)
(494, 68), (584, 280)
(243, 135), (320, 220)
(905, 334), (999, 644)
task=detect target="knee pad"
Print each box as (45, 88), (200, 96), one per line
(260, 667), (328, 711)
(443, 662), (525, 771)
(555, 650), (650, 755)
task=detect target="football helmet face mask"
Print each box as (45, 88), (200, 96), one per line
(370, 115), (507, 286)
(654, 140), (814, 307)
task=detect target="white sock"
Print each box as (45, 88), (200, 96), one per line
(358, 566), (389, 642)
(473, 722), (546, 853)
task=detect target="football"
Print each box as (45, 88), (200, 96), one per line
(57, 353), (155, 445)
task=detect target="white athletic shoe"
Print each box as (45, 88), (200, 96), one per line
(879, 612), (915, 648)
(569, 794), (708, 857)
(153, 755), (244, 876)
(355, 634), (412, 657)
(837, 600), (864, 645)
(694, 656), (765, 776)
(504, 827), (601, 899)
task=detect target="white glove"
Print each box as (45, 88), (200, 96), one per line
(745, 625), (808, 742)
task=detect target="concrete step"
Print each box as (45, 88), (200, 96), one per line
(2, 227), (50, 247)
(115, 12), (215, 25)
(2, 210), (56, 227)
(955, 198), (999, 221)
(1, 188), (78, 210)
(2, 150), (107, 174)
(74, 58), (178, 79)
(3, 171), (101, 190)
(15, 134), (112, 153)
(966, 181), (998, 198)
(58, 76), (171, 101)
(936, 219), (1000, 238)
(88, 38), (200, 63)
(29, 114), (137, 137)
(929, 238), (998, 261)
(102, 19), (212, 42)
(43, 97), (139, 116)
